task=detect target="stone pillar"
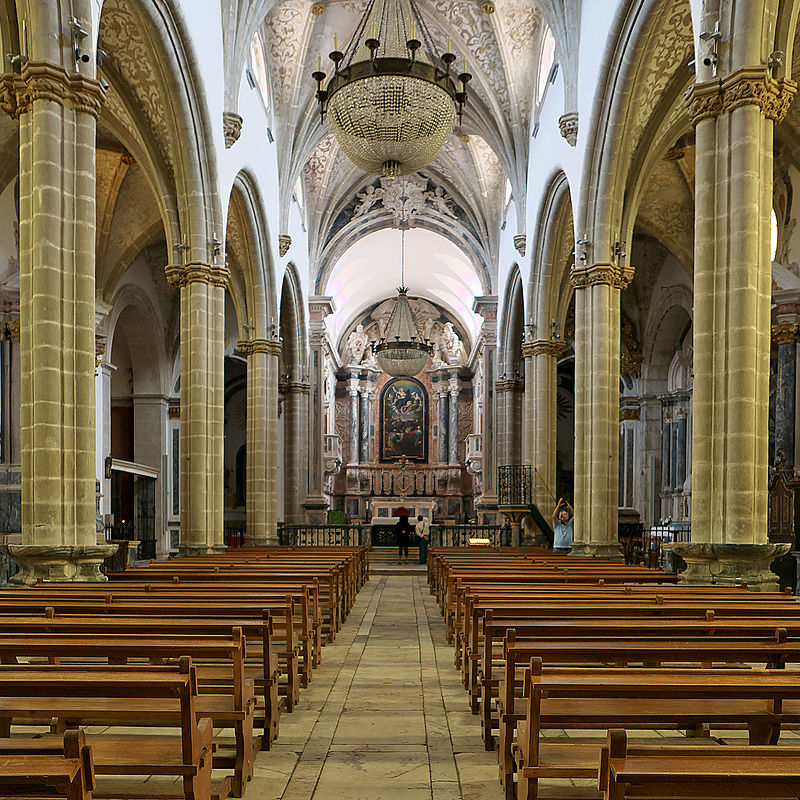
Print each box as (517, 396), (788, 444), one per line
(474, 297), (499, 508)
(282, 382), (309, 524)
(305, 297), (334, 522)
(360, 383), (372, 464)
(495, 381), (513, 467)
(522, 339), (564, 509)
(670, 68), (797, 588)
(0, 61), (116, 582)
(448, 372), (460, 464)
(437, 385), (449, 464)
(570, 265), (625, 559)
(772, 319), (799, 466)
(239, 338), (281, 545)
(165, 263), (229, 556)
(348, 372), (360, 465)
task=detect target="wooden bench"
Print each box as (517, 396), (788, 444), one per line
(0, 729), (94, 800)
(0, 659), (220, 800)
(512, 662), (800, 800)
(599, 729), (800, 800)
(0, 630), (256, 795)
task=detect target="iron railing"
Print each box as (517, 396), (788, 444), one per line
(498, 465), (533, 506)
(641, 522), (690, 572)
(431, 524), (510, 547)
(224, 523), (247, 548)
(277, 523), (368, 547)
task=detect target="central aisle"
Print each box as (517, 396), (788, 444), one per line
(251, 575), (503, 800)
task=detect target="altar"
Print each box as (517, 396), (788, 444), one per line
(369, 499), (434, 546)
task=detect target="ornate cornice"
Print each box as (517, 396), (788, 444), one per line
(558, 112), (579, 147)
(237, 338), (282, 357)
(0, 61), (105, 120)
(570, 263), (629, 290)
(772, 321), (800, 344)
(222, 111), (243, 148)
(165, 262), (230, 289)
(522, 338), (565, 359)
(687, 67), (797, 126)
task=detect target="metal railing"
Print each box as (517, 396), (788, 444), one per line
(224, 523), (247, 548)
(641, 522), (691, 572)
(431, 524), (509, 547)
(277, 523), (368, 547)
(498, 465), (533, 506)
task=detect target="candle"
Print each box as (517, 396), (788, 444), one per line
(447, 36), (451, 52)
(411, 23), (416, 39)
(334, 34), (338, 50)
(317, 55), (321, 71)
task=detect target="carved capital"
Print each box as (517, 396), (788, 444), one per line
(513, 235), (526, 258)
(687, 68), (797, 126)
(522, 338), (565, 359)
(279, 234), (292, 258)
(619, 407), (640, 421)
(495, 378), (523, 393)
(0, 61), (105, 120)
(570, 263), (628, 290)
(558, 112), (579, 146)
(166, 262), (230, 288)
(5, 319), (20, 342)
(238, 338), (282, 357)
(773, 321), (800, 344)
(310, 2), (325, 14)
(223, 111), (243, 148)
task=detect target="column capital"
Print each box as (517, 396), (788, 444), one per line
(687, 67), (797, 126)
(0, 61), (106, 120)
(569, 262), (629, 290)
(772, 321), (800, 344)
(5, 319), (20, 342)
(283, 381), (310, 395)
(237, 338), (282, 357)
(165, 262), (230, 289)
(522, 338), (565, 359)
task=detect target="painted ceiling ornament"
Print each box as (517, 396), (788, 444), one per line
(311, 0), (471, 177)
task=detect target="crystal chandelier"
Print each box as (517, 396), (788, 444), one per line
(374, 198), (433, 377)
(311, 0), (471, 178)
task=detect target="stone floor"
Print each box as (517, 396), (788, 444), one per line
(250, 574), (503, 800)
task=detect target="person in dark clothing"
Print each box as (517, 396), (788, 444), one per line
(395, 514), (412, 564)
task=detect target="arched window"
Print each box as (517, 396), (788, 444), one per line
(537, 28), (556, 103)
(249, 33), (271, 112)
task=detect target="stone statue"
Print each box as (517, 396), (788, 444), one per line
(425, 185), (455, 217)
(346, 324), (368, 364)
(441, 322), (461, 365)
(352, 184), (383, 218)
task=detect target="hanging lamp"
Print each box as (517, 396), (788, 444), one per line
(311, 0), (471, 178)
(374, 197), (433, 377)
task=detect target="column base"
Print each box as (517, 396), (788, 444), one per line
(569, 541), (625, 560)
(664, 542), (790, 591)
(3, 543), (118, 585)
(178, 544), (227, 557)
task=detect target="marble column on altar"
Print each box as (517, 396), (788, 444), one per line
(448, 372), (460, 464)
(437, 384), (449, 464)
(348, 372), (360, 465)
(772, 308), (799, 466)
(359, 382), (372, 464)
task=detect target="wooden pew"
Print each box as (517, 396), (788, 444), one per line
(0, 729), (94, 800)
(598, 729), (800, 800)
(512, 661), (800, 800)
(0, 659), (219, 800)
(0, 631), (256, 795)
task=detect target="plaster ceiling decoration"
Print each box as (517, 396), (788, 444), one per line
(323, 227), (483, 346)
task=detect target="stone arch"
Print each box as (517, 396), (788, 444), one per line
(279, 262), (307, 378)
(500, 265), (525, 376)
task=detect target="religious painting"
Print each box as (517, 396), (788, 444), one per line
(379, 377), (428, 463)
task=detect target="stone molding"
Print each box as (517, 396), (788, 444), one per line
(772, 321), (800, 344)
(0, 61), (105, 120)
(222, 111), (243, 148)
(569, 263), (629, 290)
(687, 67), (797, 126)
(521, 338), (565, 359)
(495, 378), (524, 393)
(282, 381), (310, 395)
(513, 235), (526, 257)
(237, 338), (282, 357)
(558, 112), (579, 146)
(3, 543), (118, 584)
(165, 262), (230, 288)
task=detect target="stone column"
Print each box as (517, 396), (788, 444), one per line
(360, 383), (372, 464)
(448, 372), (460, 464)
(304, 297), (334, 523)
(772, 319), (799, 466)
(495, 381), (513, 467)
(0, 61), (116, 582)
(239, 338), (281, 545)
(348, 372), (360, 465)
(282, 382), (309, 524)
(437, 385), (449, 464)
(474, 297), (499, 509)
(165, 263), (229, 556)
(670, 68), (797, 588)
(522, 339), (564, 509)
(570, 265), (625, 559)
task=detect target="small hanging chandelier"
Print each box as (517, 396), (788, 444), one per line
(311, 0), (471, 178)
(374, 198), (433, 377)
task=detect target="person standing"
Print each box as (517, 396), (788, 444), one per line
(415, 514), (430, 564)
(551, 498), (574, 553)
(395, 514), (412, 564)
